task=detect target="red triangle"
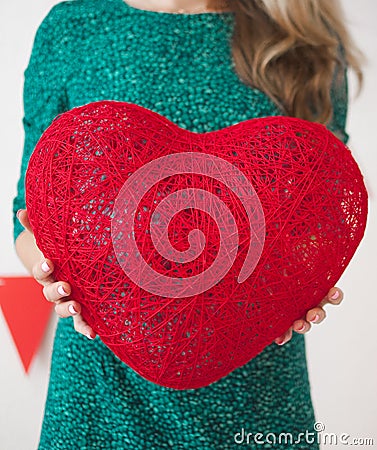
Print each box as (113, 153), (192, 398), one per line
(0, 276), (53, 372)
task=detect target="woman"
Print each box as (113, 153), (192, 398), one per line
(14, 0), (361, 448)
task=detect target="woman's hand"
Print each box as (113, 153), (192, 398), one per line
(274, 287), (344, 345)
(17, 208), (343, 344)
(17, 209), (96, 339)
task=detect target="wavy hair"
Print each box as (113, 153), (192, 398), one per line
(209, 0), (363, 124)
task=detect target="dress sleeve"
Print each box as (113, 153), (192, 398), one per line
(327, 52), (350, 145)
(13, 5), (69, 242)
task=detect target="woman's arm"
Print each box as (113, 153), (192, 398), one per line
(13, 6), (95, 339)
(274, 56), (349, 345)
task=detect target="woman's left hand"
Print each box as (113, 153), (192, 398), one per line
(274, 287), (344, 345)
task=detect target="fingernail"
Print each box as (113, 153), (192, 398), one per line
(310, 314), (320, 323)
(68, 304), (78, 315)
(57, 285), (69, 296)
(16, 209), (22, 219)
(86, 333), (94, 340)
(297, 323), (306, 332)
(276, 338), (285, 345)
(331, 290), (340, 300)
(41, 261), (50, 273)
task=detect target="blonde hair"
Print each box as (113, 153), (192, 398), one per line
(209, 0), (363, 124)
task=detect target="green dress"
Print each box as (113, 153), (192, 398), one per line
(13, 1), (348, 448)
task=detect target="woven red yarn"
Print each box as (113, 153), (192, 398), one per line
(25, 101), (368, 389)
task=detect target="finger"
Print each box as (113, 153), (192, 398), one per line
(16, 209), (33, 233)
(43, 281), (71, 303)
(32, 259), (56, 285)
(292, 319), (311, 334)
(306, 307), (327, 324)
(72, 314), (96, 340)
(327, 287), (344, 305)
(54, 300), (82, 318)
(275, 327), (293, 345)
(318, 287), (344, 308)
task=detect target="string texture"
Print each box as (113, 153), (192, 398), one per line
(26, 100), (368, 389)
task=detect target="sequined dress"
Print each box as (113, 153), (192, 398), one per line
(13, 1), (348, 448)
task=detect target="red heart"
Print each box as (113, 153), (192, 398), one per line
(25, 101), (367, 389)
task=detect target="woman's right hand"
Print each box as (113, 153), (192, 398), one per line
(17, 209), (96, 339)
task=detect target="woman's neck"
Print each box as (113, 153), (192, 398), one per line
(123, 0), (227, 14)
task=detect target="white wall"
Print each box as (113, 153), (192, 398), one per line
(0, 1), (376, 449)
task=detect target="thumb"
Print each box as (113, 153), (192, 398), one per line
(17, 209), (33, 234)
